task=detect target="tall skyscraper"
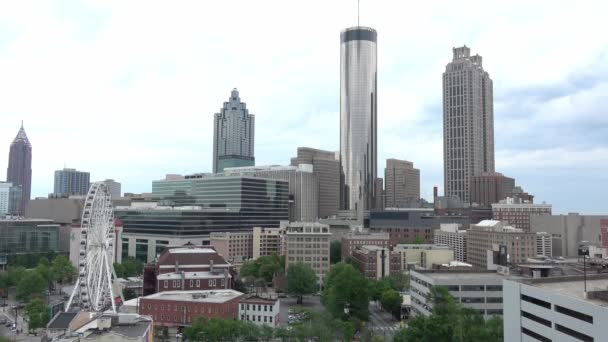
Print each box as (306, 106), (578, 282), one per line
(212, 89), (255, 173)
(443, 46), (494, 202)
(384, 159), (420, 208)
(6, 123), (32, 215)
(292, 147), (340, 219)
(340, 26), (378, 219)
(54, 168), (90, 196)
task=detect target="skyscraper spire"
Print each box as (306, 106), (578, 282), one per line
(6, 122), (32, 215)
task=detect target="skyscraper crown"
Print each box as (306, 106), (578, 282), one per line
(12, 122), (31, 147)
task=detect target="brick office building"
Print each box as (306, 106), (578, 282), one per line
(143, 245), (234, 295)
(351, 245), (401, 281)
(138, 290), (245, 328)
(156, 270), (232, 292)
(341, 232), (390, 261)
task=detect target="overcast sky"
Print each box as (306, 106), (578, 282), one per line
(1, 0), (606, 214)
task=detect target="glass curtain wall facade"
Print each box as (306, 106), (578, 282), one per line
(0, 220), (59, 257)
(340, 27), (378, 220)
(118, 176), (289, 236)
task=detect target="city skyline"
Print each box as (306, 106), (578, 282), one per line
(0, 1), (606, 214)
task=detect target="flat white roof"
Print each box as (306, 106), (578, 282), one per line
(530, 278), (608, 307)
(169, 247), (216, 254)
(143, 290), (243, 303)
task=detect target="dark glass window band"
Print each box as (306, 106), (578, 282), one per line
(341, 29), (377, 43)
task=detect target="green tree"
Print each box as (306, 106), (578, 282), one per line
(393, 286), (503, 342)
(239, 253), (284, 284)
(370, 278), (392, 301)
(380, 289), (402, 319)
(330, 240), (342, 264)
(113, 262), (125, 278)
(274, 326), (294, 341)
(0, 336), (9, 342)
(16, 271), (46, 302)
(413, 235), (426, 244)
(52, 255), (77, 284)
(322, 263), (370, 321)
(25, 299), (50, 332)
(259, 325), (273, 342)
(286, 262), (317, 304)
(388, 272), (410, 291)
(123, 288), (137, 301)
(121, 257), (144, 277)
(36, 257), (55, 293)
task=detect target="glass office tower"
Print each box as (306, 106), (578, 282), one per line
(339, 26), (378, 220)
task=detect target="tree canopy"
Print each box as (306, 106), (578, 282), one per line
(380, 289), (403, 319)
(286, 262), (317, 304)
(52, 255), (77, 284)
(25, 299), (50, 333)
(239, 254), (285, 283)
(16, 270), (46, 302)
(322, 263), (370, 321)
(114, 257), (144, 278)
(393, 286), (503, 342)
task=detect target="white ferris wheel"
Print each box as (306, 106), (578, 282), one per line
(66, 182), (122, 312)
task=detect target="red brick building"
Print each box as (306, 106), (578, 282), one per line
(142, 245), (234, 296)
(138, 290), (245, 328)
(341, 232), (390, 261)
(156, 270), (232, 292)
(351, 245), (401, 281)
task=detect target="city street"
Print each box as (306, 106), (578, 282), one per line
(366, 301), (402, 340)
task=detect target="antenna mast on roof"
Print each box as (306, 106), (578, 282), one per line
(357, 0), (360, 26)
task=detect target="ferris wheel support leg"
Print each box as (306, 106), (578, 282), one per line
(104, 251), (117, 313)
(66, 278), (80, 311)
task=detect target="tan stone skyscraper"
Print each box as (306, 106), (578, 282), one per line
(443, 46), (494, 202)
(384, 159), (420, 208)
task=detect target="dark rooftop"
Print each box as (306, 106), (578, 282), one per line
(47, 312), (77, 330)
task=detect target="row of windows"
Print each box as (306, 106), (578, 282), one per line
(241, 314), (273, 323)
(162, 278), (225, 288)
(240, 303), (274, 312)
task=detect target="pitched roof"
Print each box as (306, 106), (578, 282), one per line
(157, 245), (230, 270)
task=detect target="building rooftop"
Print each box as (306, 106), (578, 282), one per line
(516, 274), (608, 307)
(82, 321), (152, 339)
(157, 271), (231, 280)
(143, 290), (244, 303)
(394, 244), (451, 250)
(168, 247), (217, 254)
(412, 270), (503, 282)
(240, 296), (279, 305)
(47, 312), (78, 330)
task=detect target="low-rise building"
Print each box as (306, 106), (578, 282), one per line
(341, 232), (390, 262)
(285, 222), (331, 284)
(209, 231), (253, 263)
(46, 312), (153, 342)
(239, 296), (280, 327)
(351, 245), (400, 280)
(467, 220), (537, 270)
(434, 224), (467, 262)
(252, 226), (286, 259)
(393, 244), (454, 270)
(138, 290), (245, 328)
(142, 245), (233, 296)
(504, 274), (608, 342)
(492, 197), (552, 231)
(410, 269), (504, 320)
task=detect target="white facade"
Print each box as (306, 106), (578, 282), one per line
(0, 182), (10, 215)
(536, 232), (552, 258)
(252, 226), (286, 259)
(504, 276), (608, 342)
(239, 298), (280, 328)
(410, 270), (504, 320)
(434, 223), (468, 262)
(119, 232), (210, 263)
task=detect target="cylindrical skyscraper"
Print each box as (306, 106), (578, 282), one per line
(339, 26), (377, 220)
